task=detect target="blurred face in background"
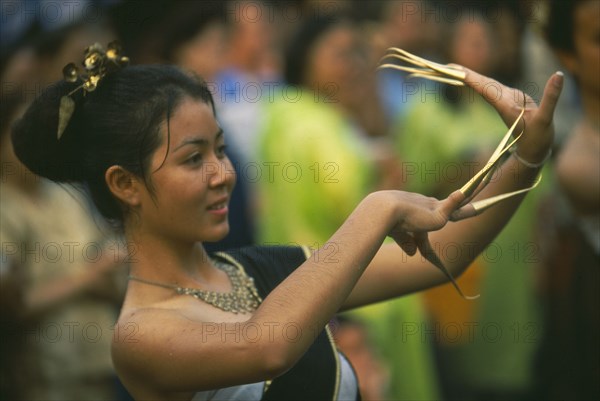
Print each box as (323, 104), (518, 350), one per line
(228, 1), (276, 75)
(449, 19), (494, 75)
(563, 0), (600, 94)
(304, 22), (368, 111)
(174, 21), (227, 81)
(384, 0), (440, 54)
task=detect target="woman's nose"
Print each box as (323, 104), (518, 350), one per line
(207, 156), (236, 189)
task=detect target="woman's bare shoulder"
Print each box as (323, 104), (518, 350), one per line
(111, 301), (270, 397)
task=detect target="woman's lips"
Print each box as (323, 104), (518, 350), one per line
(207, 201), (228, 215)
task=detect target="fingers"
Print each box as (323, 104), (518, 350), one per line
(413, 233), (450, 280)
(536, 72), (564, 127)
(449, 203), (477, 222)
(413, 232), (443, 270)
(414, 232), (479, 300)
(439, 189), (466, 217)
(413, 232), (432, 260)
(508, 73), (562, 162)
(461, 66), (505, 105)
(462, 67), (563, 121)
(390, 231), (417, 256)
(461, 67), (536, 127)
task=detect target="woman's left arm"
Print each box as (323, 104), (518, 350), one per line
(343, 70), (563, 310)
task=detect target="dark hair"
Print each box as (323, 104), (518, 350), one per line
(11, 65), (215, 223)
(545, 0), (587, 53)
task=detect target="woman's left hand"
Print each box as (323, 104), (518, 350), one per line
(460, 67), (563, 164)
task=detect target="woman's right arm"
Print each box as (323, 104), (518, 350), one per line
(112, 190), (462, 396)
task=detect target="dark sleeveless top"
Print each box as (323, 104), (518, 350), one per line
(210, 246), (361, 401)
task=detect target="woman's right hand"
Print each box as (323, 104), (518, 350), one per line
(375, 189), (466, 255)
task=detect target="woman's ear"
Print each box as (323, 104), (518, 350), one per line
(105, 165), (142, 207)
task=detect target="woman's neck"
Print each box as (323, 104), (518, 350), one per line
(125, 229), (214, 285)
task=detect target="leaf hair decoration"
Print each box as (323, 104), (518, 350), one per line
(58, 41), (130, 139)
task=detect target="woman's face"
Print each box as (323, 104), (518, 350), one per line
(305, 24), (364, 106)
(175, 22), (227, 81)
(450, 20), (494, 75)
(137, 97), (236, 243)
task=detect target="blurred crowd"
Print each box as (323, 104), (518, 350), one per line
(1, 0), (598, 400)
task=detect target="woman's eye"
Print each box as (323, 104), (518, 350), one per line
(217, 145), (228, 157)
(187, 154), (203, 165)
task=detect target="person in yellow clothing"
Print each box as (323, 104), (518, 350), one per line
(257, 92), (374, 246)
(257, 15), (442, 400)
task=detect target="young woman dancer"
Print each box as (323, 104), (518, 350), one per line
(11, 45), (562, 400)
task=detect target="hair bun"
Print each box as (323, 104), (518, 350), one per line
(11, 80), (86, 182)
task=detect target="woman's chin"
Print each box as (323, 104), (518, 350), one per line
(202, 224), (230, 243)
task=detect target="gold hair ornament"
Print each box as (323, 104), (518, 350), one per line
(58, 41), (129, 139)
(379, 48), (544, 300)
